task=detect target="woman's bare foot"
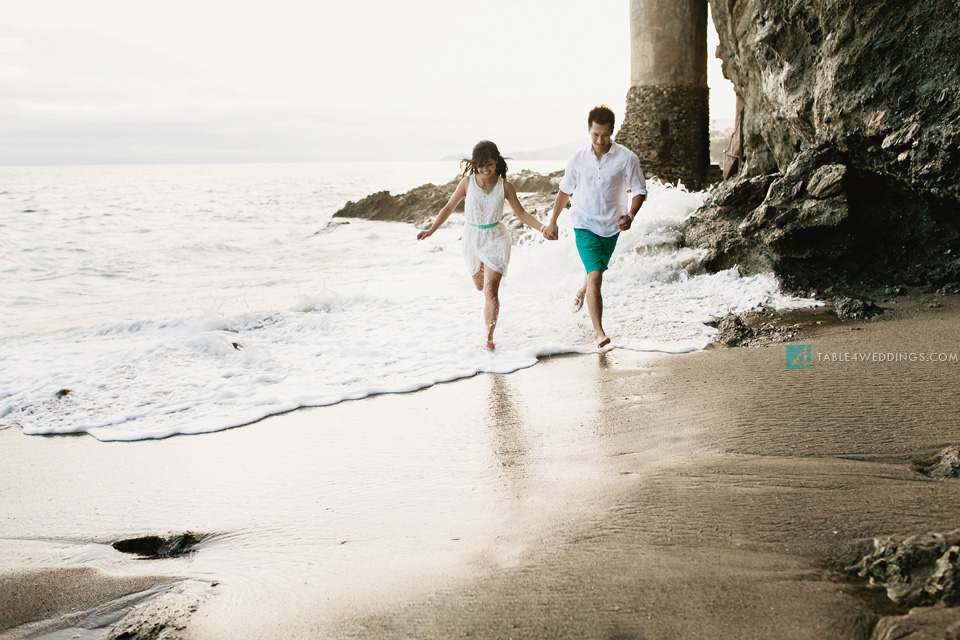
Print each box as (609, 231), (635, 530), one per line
(485, 340), (496, 351)
(572, 287), (586, 313)
(596, 333), (610, 348)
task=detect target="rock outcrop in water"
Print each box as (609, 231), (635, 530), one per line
(686, 0), (960, 294)
(333, 170), (563, 226)
(333, 179), (462, 224)
(113, 533), (204, 559)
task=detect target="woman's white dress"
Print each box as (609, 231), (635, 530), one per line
(462, 174), (511, 275)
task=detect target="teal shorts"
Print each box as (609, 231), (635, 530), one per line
(574, 228), (619, 273)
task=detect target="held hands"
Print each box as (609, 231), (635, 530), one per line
(616, 215), (633, 231)
(542, 223), (559, 241)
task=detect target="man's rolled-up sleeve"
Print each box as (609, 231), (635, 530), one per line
(626, 154), (647, 196)
(558, 155), (577, 195)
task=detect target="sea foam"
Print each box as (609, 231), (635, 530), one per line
(0, 165), (817, 441)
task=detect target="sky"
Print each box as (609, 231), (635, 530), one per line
(0, 1), (737, 165)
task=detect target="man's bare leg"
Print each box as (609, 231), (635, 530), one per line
(573, 280), (586, 313)
(483, 264), (503, 350)
(585, 270), (609, 348)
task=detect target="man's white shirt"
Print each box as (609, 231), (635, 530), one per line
(558, 141), (647, 237)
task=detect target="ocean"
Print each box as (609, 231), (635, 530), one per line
(0, 161), (816, 441)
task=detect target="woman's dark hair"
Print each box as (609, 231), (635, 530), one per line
(460, 140), (508, 179)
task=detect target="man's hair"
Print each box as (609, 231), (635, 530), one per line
(588, 104), (616, 130)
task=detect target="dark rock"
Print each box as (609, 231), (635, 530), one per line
(113, 533), (203, 559)
(690, 0), (960, 294)
(832, 296), (884, 320)
(941, 282), (960, 295)
(310, 219), (350, 236)
(922, 262), (960, 291)
(333, 170), (561, 225)
(847, 530), (960, 607)
(915, 447), (960, 479)
(709, 173), (779, 208)
(508, 170), (563, 193)
(55, 388), (72, 398)
(870, 608), (960, 640)
(714, 314), (751, 346)
(709, 308), (805, 347)
(806, 164), (847, 199)
(333, 180), (461, 224)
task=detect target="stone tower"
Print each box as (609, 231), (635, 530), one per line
(617, 0), (709, 190)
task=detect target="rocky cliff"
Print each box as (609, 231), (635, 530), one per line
(687, 0), (960, 294)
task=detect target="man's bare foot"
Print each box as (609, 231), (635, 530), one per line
(596, 335), (611, 348)
(486, 340), (496, 351)
(572, 288), (585, 313)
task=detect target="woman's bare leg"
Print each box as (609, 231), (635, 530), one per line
(483, 264), (503, 349)
(471, 265), (485, 291)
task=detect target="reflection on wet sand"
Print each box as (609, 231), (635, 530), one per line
(5, 299), (960, 638)
(0, 351), (645, 639)
(485, 374), (530, 481)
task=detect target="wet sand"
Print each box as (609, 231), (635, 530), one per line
(2, 293), (959, 639)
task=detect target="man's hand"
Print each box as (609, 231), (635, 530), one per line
(542, 223), (559, 241)
(616, 215), (633, 231)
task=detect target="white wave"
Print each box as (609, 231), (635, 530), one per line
(0, 165), (818, 441)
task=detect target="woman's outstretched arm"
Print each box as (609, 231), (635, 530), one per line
(417, 177), (469, 240)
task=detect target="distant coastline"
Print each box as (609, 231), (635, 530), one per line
(442, 128), (736, 165)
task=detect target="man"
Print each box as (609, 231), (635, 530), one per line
(543, 105), (647, 348)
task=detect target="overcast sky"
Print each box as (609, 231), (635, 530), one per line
(0, 1), (737, 165)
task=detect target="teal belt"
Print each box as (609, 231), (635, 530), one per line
(467, 221), (500, 229)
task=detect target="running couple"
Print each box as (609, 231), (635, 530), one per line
(417, 104), (647, 350)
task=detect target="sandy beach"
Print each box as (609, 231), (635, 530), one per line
(2, 291), (959, 640)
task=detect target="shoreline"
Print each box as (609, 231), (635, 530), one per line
(2, 293), (959, 639)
